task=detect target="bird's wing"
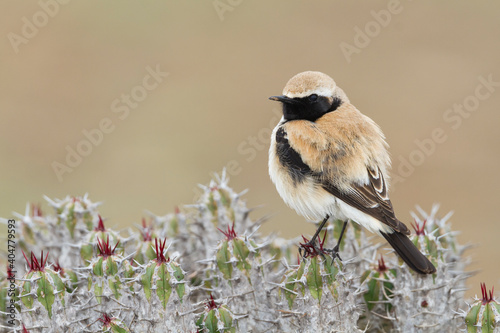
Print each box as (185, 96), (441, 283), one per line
(278, 120), (409, 234)
(320, 167), (410, 235)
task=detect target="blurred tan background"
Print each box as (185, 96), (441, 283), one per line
(1, 1), (499, 297)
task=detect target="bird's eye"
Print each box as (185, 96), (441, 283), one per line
(308, 94), (318, 102)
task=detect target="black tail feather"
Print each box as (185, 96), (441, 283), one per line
(381, 231), (436, 274)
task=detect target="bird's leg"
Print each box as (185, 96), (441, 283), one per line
(299, 215), (329, 259)
(325, 220), (348, 261)
(309, 215), (330, 244)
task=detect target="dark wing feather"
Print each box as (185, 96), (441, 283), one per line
(381, 231), (436, 274)
(320, 167), (410, 235)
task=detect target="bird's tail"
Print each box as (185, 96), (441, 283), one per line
(380, 231), (436, 274)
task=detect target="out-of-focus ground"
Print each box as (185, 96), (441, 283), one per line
(1, 1), (499, 298)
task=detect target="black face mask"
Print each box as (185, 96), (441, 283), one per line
(271, 95), (343, 122)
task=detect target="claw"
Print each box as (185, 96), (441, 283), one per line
(323, 246), (341, 265)
(331, 244), (341, 260)
(299, 234), (333, 260)
(299, 230), (345, 264)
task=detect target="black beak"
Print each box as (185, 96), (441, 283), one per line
(269, 95), (296, 104)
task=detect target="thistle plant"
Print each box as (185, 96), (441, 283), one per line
(0, 170), (495, 332)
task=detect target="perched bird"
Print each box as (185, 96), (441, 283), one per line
(268, 71), (436, 274)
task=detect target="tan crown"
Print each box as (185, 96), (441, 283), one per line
(282, 71), (337, 98)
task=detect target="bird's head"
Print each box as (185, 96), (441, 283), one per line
(269, 71), (348, 121)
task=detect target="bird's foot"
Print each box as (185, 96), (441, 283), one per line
(299, 235), (341, 262)
(299, 239), (327, 260)
(323, 244), (342, 265)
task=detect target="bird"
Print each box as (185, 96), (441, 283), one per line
(268, 71), (436, 274)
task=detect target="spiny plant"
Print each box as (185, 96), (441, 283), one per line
(196, 295), (236, 333)
(139, 238), (187, 310)
(19, 250), (69, 320)
(459, 283), (500, 332)
(0, 170), (494, 332)
(80, 215), (123, 264)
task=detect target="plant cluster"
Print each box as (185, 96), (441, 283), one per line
(1, 171), (496, 332)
